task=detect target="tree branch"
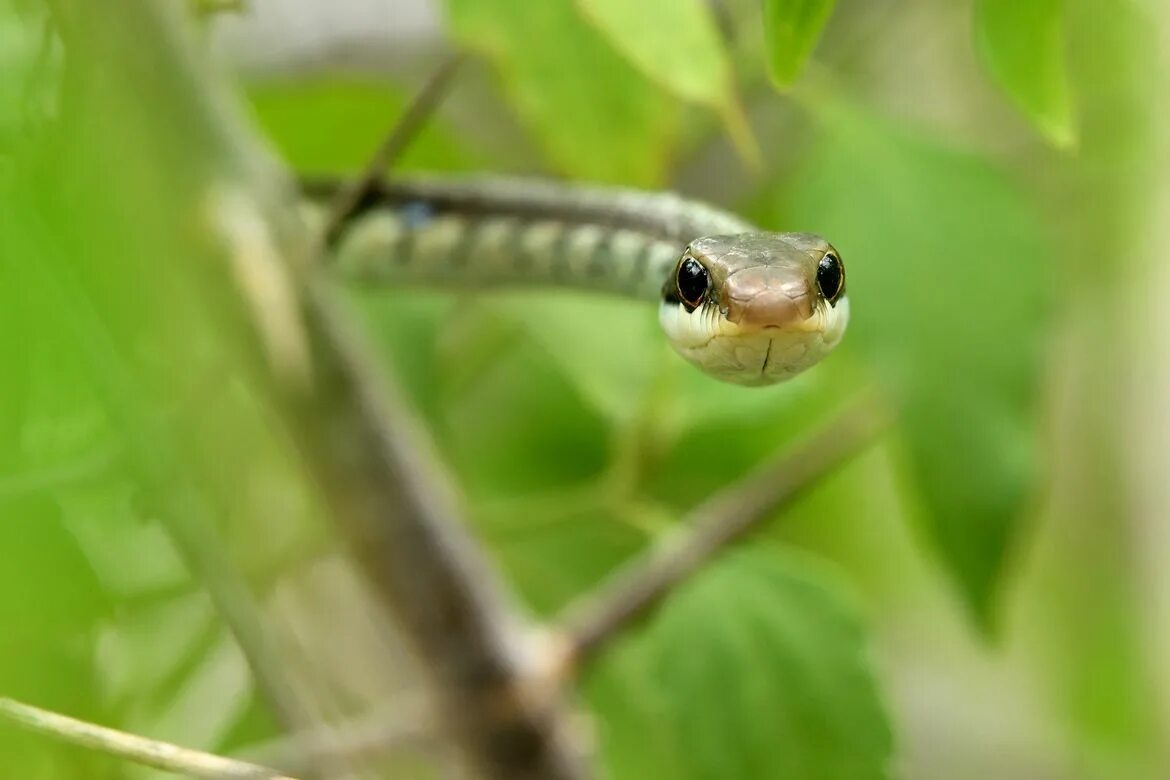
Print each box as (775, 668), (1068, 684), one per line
(321, 51), (465, 247)
(289, 278), (588, 778)
(555, 397), (890, 668)
(0, 698), (294, 780)
(52, 4), (587, 778)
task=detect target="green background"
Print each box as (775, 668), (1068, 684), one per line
(1, 0), (1167, 778)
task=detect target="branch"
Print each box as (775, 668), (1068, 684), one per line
(0, 698), (294, 780)
(555, 397), (890, 668)
(291, 278), (589, 778)
(321, 51), (465, 247)
(51, 4), (587, 778)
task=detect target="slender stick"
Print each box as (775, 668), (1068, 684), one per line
(556, 397), (890, 668)
(48, 4), (586, 777)
(0, 697), (295, 780)
(321, 52), (465, 247)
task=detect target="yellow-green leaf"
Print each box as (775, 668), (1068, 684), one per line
(246, 79), (479, 173)
(443, 0), (680, 186)
(761, 0), (837, 88)
(574, 0), (730, 105)
(574, 0), (758, 167)
(587, 548), (893, 780)
(766, 103), (1048, 632)
(975, 0), (1076, 148)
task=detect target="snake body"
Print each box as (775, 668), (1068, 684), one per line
(319, 176), (848, 385)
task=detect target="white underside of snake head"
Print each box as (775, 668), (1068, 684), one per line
(659, 296), (850, 386)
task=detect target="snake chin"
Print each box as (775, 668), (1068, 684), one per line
(659, 297), (849, 386)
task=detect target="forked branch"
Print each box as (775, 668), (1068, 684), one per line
(556, 397), (889, 669)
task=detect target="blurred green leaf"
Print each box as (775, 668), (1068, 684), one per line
(488, 504), (648, 615)
(572, 0), (755, 158)
(768, 104), (1047, 631)
(443, 0), (680, 185)
(587, 547), (893, 780)
(497, 292), (662, 423)
(441, 325), (612, 499)
(761, 0), (837, 88)
(975, 0), (1076, 148)
(644, 351), (867, 513)
(122, 634), (253, 779)
(246, 79), (480, 173)
(573, 0), (730, 105)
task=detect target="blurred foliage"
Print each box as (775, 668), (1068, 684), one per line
(444, 0), (681, 184)
(586, 549), (892, 780)
(769, 101), (1048, 630)
(248, 79), (484, 173)
(761, 0), (837, 87)
(1, 0), (1167, 779)
(976, 0), (1076, 148)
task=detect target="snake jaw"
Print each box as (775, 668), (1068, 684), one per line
(659, 295), (849, 386)
(659, 232), (849, 385)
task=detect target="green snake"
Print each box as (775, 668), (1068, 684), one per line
(316, 176), (848, 386)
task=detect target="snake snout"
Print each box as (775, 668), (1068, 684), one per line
(724, 268), (814, 331)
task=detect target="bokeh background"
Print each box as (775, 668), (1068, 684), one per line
(2, 0), (1169, 778)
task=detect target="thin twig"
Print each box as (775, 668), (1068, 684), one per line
(556, 397), (890, 668)
(321, 52), (465, 247)
(237, 695), (436, 774)
(0, 697), (295, 780)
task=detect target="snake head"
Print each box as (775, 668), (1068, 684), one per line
(658, 233), (849, 386)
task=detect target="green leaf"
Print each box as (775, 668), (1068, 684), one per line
(489, 504), (649, 615)
(571, 0), (754, 158)
(441, 317), (613, 499)
(586, 548), (893, 780)
(495, 292), (662, 424)
(442, 0), (680, 185)
(761, 0), (838, 88)
(246, 79), (481, 173)
(573, 0), (731, 105)
(767, 104), (1047, 630)
(975, 0), (1076, 148)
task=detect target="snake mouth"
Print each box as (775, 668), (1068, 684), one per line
(659, 295), (849, 386)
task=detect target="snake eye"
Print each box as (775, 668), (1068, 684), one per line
(676, 256), (709, 309)
(816, 251), (844, 306)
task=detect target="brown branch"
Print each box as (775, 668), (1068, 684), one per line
(556, 397), (890, 668)
(288, 278), (588, 779)
(321, 51), (465, 248)
(0, 697), (295, 780)
(49, 4), (586, 778)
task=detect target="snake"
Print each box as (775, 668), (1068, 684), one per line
(314, 175), (848, 386)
